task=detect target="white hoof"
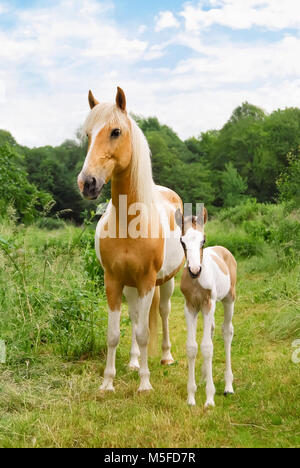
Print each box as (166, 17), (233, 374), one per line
(138, 381), (153, 392)
(99, 380), (115, 392)
(161, 352), (174, 366)
(129, 360), (140, 371)
(204, 399), (215, 410)
(187, 396), (196, 406)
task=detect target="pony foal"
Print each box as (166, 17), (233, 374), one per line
(176, 207), (237, 408)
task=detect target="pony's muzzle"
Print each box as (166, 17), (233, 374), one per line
(78, 174), (105, 200)
(188, 266), (202, 279)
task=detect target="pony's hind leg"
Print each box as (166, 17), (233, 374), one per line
(124, 287), (140, 371)
(222, 299), (235, 396)
(159, 278), (175, 365)
(136, 287), (156, 392)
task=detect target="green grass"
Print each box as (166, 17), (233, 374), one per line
(0, 220), (299, 448)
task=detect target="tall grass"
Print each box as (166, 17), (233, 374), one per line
(0, 216), (107, 364)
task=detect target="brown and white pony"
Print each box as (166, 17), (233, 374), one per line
(77, 87), (184, 392)
(175, 207), (237, 408)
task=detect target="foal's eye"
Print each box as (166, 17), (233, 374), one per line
(111, 128), (122, 139)
(180, 239), (186, 249)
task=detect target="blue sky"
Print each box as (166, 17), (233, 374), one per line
(1, 0), (300, 146)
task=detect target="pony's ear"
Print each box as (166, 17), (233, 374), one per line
(116, 86), (127, 112)
(88, 90), (99, 109)
(197, 206), (208, 227)
(175, 209), (183, 231)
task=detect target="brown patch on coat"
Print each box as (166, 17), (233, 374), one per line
(211, 246), (237, 301)
(180, 267), (211, 313)
(211, 254), (229, 276)
(158, 187), (183, 232)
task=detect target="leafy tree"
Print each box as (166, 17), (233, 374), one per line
(0, 144), (53, 222)
(221, 163), (248, 208)
(277, 148), (300, 206)
(0, 130), (18, 148)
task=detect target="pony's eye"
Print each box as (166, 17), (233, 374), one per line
(111, 128), (122, 139)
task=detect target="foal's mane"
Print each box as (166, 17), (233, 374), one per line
(82, 103), (154, 207)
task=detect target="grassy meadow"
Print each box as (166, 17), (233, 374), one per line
(0, 203), (299, 448)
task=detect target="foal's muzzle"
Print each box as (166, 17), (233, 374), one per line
(78, 174), (105, 200)
(188, 266), (202, 279)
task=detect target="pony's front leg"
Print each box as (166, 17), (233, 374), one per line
(222, 299), (235, 396)
(136, 287), (155, 392)
(185, 304), (199, 406)
(124, 287), (140, 370)
(201, 301), (216, 409)
(100, 276), (123, 392)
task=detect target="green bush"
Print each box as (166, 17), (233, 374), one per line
(206, 228), (264, 258)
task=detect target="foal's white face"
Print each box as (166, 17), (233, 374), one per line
(181, 227), (206, 278)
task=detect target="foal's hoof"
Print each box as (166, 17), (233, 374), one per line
(138, 382), (153, 392)
(204, 400), (215, 410)
(99, 380), (115, 393)
(128, 362), (140, 371)
(224, 391), (235, 397)
(161, 359), (174, 366)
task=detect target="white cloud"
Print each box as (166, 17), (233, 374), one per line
(0, 79), (5, 103)
(180, 0), (300, 31)
(155, 11), (180, 32)
(172, 35), (300, 86)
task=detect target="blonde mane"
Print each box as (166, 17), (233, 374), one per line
(82, 103), (154, 207)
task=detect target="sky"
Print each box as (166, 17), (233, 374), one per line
(1, 0), (300, 147)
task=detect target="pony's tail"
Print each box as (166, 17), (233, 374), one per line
(148, 287), (160, 357)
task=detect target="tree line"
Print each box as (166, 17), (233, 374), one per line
(0, 102), (299, 224)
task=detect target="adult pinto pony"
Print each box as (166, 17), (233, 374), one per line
(77, 87), (184, 392)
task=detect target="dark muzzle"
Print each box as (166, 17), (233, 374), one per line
(82, 176), (104, 200)
(188, 266), (202, 279)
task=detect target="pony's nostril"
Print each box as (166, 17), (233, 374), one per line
(91, 177), (97, 187)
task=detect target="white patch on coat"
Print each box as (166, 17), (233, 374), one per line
(156, 199), (184, 281)
(198, 248), (231, 301)
(82, 124), (105, 174)
(95, 200), (113, 267)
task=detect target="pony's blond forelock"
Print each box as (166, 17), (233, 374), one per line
(82, 103), (155, 207)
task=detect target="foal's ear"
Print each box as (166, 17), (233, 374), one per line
(88, 90), (99, 109)
(175, 209), (183, 231)
(197, 206), (208, 227)
(116, 86), (127, 112)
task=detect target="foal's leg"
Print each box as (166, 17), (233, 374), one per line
(136, 287), (155, 392)
(159, 278), (175, 365)
(185, 303), (199, 406)
(124, 287), (140, 370)
(222, 299), (235, 395)
(201, 301), (216, 409)
(100, 276), (123, 392)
